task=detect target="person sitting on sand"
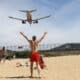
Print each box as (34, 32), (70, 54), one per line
(20, 32), (47, 78)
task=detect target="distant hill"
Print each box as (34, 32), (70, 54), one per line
(50, 43), (80, 51)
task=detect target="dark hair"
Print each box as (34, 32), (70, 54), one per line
(32, 36), (36, 41)
(3, 47), (5, 51)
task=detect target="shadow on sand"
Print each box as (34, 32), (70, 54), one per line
(0, 76), (41, 79)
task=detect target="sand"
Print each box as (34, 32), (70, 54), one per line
(0, 55), (80, 80)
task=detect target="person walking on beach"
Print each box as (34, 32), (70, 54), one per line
(20, 32), (47, 78)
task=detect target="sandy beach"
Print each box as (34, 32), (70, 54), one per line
(0, 55), (80, 80)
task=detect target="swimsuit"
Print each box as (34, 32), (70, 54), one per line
(30, 52), (40, 62)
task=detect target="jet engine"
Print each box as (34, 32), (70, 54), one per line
(33, 20), (38, 24)
(22, 20), (26, 24)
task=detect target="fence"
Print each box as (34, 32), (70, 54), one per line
(1, 43), (80, 58)
(0, 43), (61, 51)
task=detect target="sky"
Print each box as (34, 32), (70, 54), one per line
(0, 0), (80, 46)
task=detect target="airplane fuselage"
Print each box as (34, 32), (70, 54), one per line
(27, 12), (32, 24)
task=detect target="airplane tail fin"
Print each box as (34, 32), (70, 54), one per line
(19, 9), (37, 13)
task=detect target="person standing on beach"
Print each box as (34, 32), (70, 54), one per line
(0, 47), (6, 63)
(20, 32), (47, 78)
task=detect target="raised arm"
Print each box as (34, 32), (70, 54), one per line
(38, 32), (47, 43)
(20, 32), (30, 42)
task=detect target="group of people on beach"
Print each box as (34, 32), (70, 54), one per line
(0, 31), (47, 78)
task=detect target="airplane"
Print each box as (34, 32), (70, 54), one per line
(8, 9), (51, 25)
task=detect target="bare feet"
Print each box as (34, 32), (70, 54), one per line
(29, 76), (41, 78)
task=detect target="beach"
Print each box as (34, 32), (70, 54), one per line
(0, 55), (80, 80)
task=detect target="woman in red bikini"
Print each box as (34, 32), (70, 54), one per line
(20, 32), (47, 78)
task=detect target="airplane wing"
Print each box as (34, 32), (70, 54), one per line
(8, 16), (26, 21)
(33, 15), (51, 21)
